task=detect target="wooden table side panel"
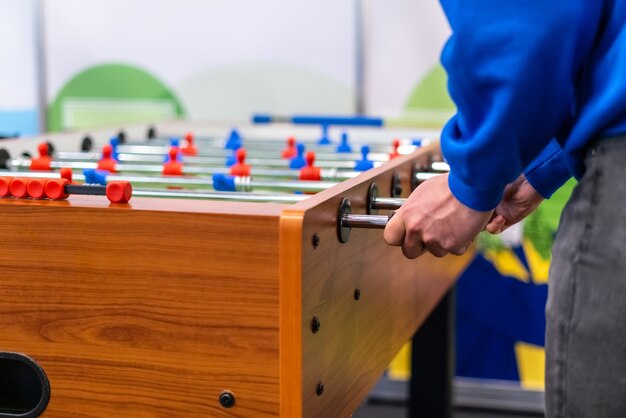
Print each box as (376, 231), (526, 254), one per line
(295, 153), (472, 417)
(0, 204), (281, 418)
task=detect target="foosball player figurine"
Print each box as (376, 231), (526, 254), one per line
(163, 147), (183, 176)
(229, 148), (251, 177)
(97, 144), (117, 173)
(389, 138), (401, 160)
(30, 143), (52, 171)
(299, 151), (321, 181)
(281, 136), (297, 159)
(182, 132), (198, 156)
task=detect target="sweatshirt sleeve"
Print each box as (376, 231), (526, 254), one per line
(523, 139), (572, 199)
(439, 0), (601, 211)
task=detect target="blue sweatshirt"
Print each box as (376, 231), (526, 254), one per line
(439, 0), (626, 210)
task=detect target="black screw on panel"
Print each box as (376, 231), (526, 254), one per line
(312, 233), (320, 249)
(81, 135), (94, 152)
(117, 130), (127, 144)
(311, 316), (321, 333)
(219, 391), (236, 408)
(316, 382), (324, 396)
(147, 125), (157, 140)
(354, 288), (361, 301)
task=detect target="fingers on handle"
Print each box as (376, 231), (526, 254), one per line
(449, 244), (470, 256)
(401, 228), (426, 259)
(383, 211), (406, 246)
(424, 241), (449, 258)
(485, 215), (506, 234)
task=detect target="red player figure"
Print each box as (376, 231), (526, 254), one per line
(60, 167), (73, 183)
(299, 151), (321, 181)
(230, 148), (251, 177)
(163, 147), (183, 176)
(97, 144), (117, 173)
(182, 132), (198, 156)
(281, 136), (297, 159)
(30, 143), (52, 171)
(389, 138), (401, 160)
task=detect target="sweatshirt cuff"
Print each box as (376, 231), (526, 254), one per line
(524, 142), (572, 199)
(448, 171), (504, 211)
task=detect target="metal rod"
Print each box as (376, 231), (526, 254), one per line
(4, 161), (444, 193)
(431, 161), (450, 172)
(234, 177), (337, 193)
(34, 0), (48, 132)
(371, 196), (406, 210)
(119, 137), (415, 153)
(341, 213), (392, 229)
(9, 160), (360, 181)
(3, 164), (440, 192)
(53, 152), (384, 170)
(97, 174), (214, 186)
(355, 0), (367, 115)
(90, 173), (337, 193)
(0, 170), (308, 203)
(0, 168), (338, 194)
(0, 171), (74, 179)
(110, 145), (393, 162)
(416, 172), (441, 183)
(132, 189), (306, 203)
(65, 184), (106, 196)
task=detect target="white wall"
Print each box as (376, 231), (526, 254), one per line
(0, 0), (454, 133)
(0, 0), (39, 134)
(364, 0), (450, 116)
(44, 0), (357, 124)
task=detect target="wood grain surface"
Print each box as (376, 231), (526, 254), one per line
(0, 142), (471, 418)
(279, 145), (473, 417)
(0, 202), (282, 417)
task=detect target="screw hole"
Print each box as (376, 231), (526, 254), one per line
(219, 391), (236, 408)
(311, 316), (320, 333)
(312, 233), (320, 249)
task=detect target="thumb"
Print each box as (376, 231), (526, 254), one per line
(485, 215), (506, 234)
(384, 211), (406, 246)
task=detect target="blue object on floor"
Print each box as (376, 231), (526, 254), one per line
(456, 250), (548, 382)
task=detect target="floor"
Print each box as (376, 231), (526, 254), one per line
(354, 401), (544, 418)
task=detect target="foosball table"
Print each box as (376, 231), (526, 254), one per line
(0, 120), (471, 417)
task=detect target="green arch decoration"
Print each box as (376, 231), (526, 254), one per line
(405, 64), (454, 111)
(388, 64), (455, 128)
(48, 63), (185, 131)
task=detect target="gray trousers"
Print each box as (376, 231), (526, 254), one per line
(546, 137), (626, 417)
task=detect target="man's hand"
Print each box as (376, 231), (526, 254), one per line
(485, 174), (544, 234)
(384, 173), (493, 259)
